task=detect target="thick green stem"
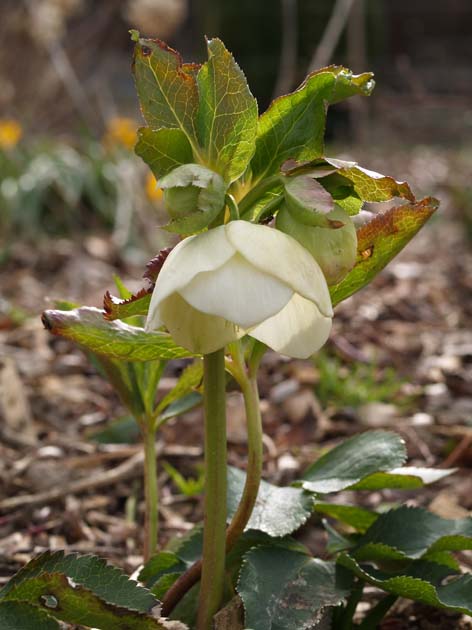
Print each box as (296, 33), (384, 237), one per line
(142, 423), (158, 562)
(161, 344), (265, 619)
(197, 349), (227, 630)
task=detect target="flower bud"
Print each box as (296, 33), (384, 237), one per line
(158, 164), (227, 234)
(276, 204), (358, 285)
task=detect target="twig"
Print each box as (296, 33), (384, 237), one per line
(0, 452), (144, 511)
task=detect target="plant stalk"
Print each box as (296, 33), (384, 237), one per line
(239, 174), (282, 217)
(225, 347), (263, 549)
(142, 421), (158, 562)
(197, 349), (228, 630)
(161, 343), (265, 618)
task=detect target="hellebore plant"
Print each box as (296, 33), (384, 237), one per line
(3, 33), (472, 630)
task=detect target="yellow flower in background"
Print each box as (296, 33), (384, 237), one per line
(146, 172), (163, 201)
(0, 119), (22, 149)
(103, 116), (137, 150)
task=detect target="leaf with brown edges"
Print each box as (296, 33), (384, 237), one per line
(42, 307), (193, 361)
(103, 289), (151, 321)
(330, 197), (439, 306)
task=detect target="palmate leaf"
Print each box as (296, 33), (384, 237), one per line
(197, 38), (258, 183)
(237, 547), (352, 630)
(249, 67), (374, 184)
(339, 555), (472, 616)
(42, 307), (193, 361)
(330, 197), (439, 306)
(227, 467), (314, 537)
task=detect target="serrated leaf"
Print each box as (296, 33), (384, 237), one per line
(197, 38), (258, 182)
(136, 128), (193, 179)
(350, 466), (455, 491)
(227, 466), (314, 537)
(314, 503), (378, 533)
(0, 551), (156, 612)
(338, 554), (472, 616)
(0, 601), (59, 630)
(354, 506), (472, 560)
(319, 158), (415, 205)
(139, 551), (186, 589)
(42, 307), (193, 361)
(133, 36), (200, 158)
(155, 360), (203, 415)
(299, 431), (406, 493)
(250, 67), (374, 184)
(330, 198), (438, 306)
(104, 289), (151, 321)
(4, 573), (165, 630)
(238, 547), (352, 630)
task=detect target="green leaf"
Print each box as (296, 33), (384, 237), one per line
(299, 431), (406, 493)
(249, 67), (374, 184)
(139, 551), (186, 589)
(330, 198), (439, 307)
(227, 466), (314, 537)
(90, 415), (141, 444)
(354, 506), (472, 560)
(0, 551), (157, 612)
(338, 554), (472, 616)
(350, 466), (455, 491)
(132, 35), (200, 157)
(318, 158), (415, 205)
(42, 307), (193, 361)
(104, 289), (151, 321)
(314, 503), (378, 533)
(156, 360), (203, 415)
(237, 547), (352, 630)
(0, 601), (59, 630)
(136, 128), (193, 179)
(3, 573), (165, 629)
(158, 391), (202, 422)
(197, 38), (258, 182)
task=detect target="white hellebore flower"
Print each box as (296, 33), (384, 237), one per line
(145, 221), (333, 358)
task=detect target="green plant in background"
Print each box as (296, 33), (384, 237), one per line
(3, 33), (471, 630)
(314, 350), (407, 409)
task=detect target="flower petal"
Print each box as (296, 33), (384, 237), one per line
(180, 253), (292, 328)
(146, 225), (235, 331)
(159, 292), (243, 354)
(226, 221), (333, 318)
(249, 293), (332, 359)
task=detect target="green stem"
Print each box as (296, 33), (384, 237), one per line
(197, 349), (227, 630)
(225, 193), (240, 221)
(142, 421), (158, 562)
(358, 594), (398, 630)
(239, 174), (282, 217)
(225, 343), (263, 549)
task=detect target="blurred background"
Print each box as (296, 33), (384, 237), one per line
(1, 3), (472, 621)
